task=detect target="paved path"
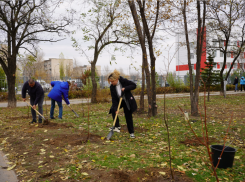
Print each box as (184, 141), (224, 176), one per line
(0, 90), (243, 108)
(0, 151), (18, 182)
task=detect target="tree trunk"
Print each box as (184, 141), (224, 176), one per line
(128, 0), (152, 117)
(139, 52), (145, 113)
(208, 87), (210, 102)
(7, 74), (16, 107)
(183, 0), (194, 115)
(91, 59), (97, 103)
(150, 54), (157, 116)
(137, 0), (159, 116)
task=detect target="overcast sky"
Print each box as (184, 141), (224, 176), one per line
(37, 0), (177, 75)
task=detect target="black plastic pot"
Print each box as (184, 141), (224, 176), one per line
(210, 145), (237, 169)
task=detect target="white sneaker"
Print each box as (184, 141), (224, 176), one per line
(109, 127), (121, 133)
(130, 133), (135, 139)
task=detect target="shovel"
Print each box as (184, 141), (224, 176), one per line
(68, 105), (79, 117)
(107, 97), (123, 140)
(26, 102), (49, 125)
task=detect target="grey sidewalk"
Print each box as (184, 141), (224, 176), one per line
(0, 151), (18, 182)
(0, 90), (242, 108)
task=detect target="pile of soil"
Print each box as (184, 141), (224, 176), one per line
(180, 136), (218, 146)
(46, 132), (103, 147)
(79, 167), (193, 182)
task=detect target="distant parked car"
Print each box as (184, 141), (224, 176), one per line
(36, 79), (50, 91)
(69, 79), (83, 90)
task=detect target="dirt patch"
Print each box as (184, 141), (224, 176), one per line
(81, 167), (193, 182)
(6, 116), (31, 120)
(120, 125), (148, 133)
(28, 121), (74, 129)
(180, 136), (218, 146)
(46, 132), (103, 147)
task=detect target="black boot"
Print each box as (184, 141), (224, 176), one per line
(30, 119), (37, 124)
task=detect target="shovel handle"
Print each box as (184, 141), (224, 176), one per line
(26, 102), (45, 120)
(112, 97), (123, 127)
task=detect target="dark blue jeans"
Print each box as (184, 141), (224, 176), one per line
(50, 99), (63, 119)
(30, 94), (44, 123)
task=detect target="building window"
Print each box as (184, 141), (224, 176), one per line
(190, 42), (194, 49)
(213, 39), (217, 46)
(227, 52), (230, 57)
(233, 63), (237, 69)
(220, 51), (223, 57)
(191, 64), (194, 70)
(227, 63), (231, 69)
(220, 63), (223, 68)
(190, 53), (194, 59)
(213, 63), (217, 69)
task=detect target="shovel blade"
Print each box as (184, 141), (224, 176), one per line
(72, 110), (79, 117)
(107, 130), (114, 140)
(74, 112), (79, 117)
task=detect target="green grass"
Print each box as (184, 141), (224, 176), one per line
(0, 93), (244, 181)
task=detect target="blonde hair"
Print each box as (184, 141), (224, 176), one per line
(108, 69), (120, 82)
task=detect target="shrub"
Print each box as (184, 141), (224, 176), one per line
(96, 88), (111, 102)
(167, 73), (184, 88)
(0, 92), (8, 101)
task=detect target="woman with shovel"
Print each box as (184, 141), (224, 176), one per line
(108, 70), (137, 139)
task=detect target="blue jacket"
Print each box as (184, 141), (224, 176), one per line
(48, 81), (70, 104)
(240, 77), (245, 85)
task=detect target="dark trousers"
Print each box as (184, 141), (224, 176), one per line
(241, 84), (245, 91)
(111, 100), (134, 134)
(30, 94), (44, 122)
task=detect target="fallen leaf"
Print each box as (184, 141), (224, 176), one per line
(177, 165), (186, 171)
(234, 156), (240, 159)
(81, 172), (89, 176)
(7, 164), (16, 171)
(159, 172), (166, 175)
(161, 162), (167, 167)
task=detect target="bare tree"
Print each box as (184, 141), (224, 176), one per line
(72, 0), (137, 103)
(182, 0), (206, 116)
(128, 0), (152, 116)
(207, 0), (245, 96)
(0, 0), (73, 107)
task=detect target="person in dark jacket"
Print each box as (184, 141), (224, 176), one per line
(108, 70), (137, 139)
(240, 76), (245, 91)
(22, 79), (44, 124)
(48, 81), (71, 119)
(233, 76), (239, 92)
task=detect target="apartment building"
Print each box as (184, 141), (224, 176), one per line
(73, 65), (101, 77)
(43, 58), (73, 78)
